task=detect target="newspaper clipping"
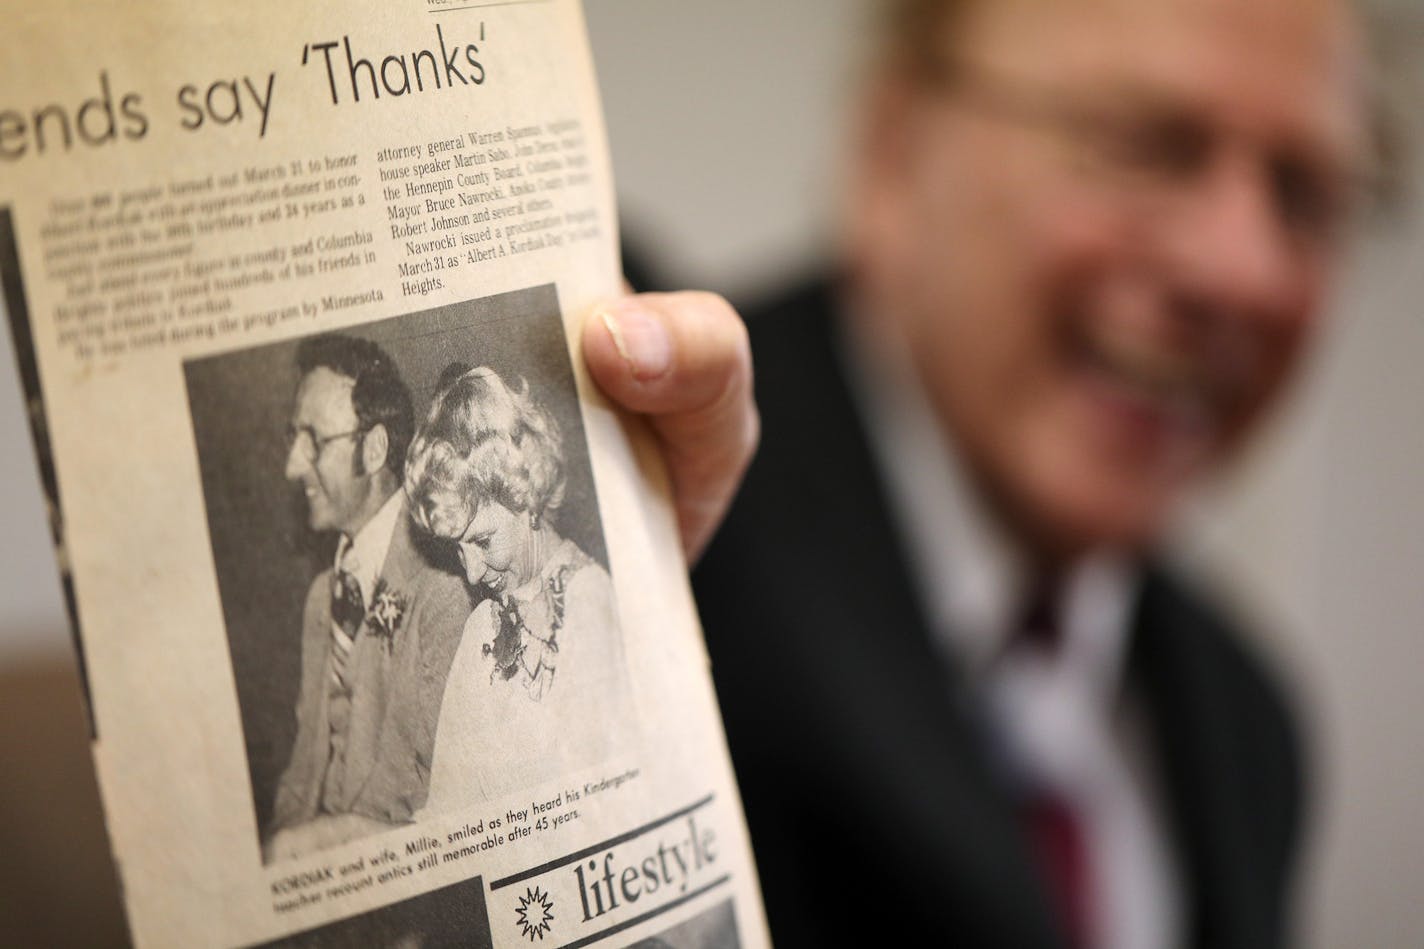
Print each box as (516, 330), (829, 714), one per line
(0, 2), (768, 946)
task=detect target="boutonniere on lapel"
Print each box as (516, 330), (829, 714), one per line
(364, 579), (408, 653)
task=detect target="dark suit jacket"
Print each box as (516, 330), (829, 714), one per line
(692, 279), (1305, 948)
(272, 501), (472, 834)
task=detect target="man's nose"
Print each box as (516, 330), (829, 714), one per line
(283, 439), (308, 482)
(1156, 152), (1306, 323)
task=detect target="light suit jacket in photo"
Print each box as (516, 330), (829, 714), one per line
(271, 501), (472, 834)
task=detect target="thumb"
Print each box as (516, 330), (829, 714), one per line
(583, 292), (759, 562)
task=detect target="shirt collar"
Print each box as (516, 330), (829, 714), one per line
(837, 311), (1137, 690)
(334, 490), (404, 608)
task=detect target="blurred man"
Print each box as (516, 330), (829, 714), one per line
(265, 334), (471, 861)
(683, 0), (1375, 946)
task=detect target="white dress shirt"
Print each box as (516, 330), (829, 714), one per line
(839, 315), (1182, 949)
(333, 489), (404, 610)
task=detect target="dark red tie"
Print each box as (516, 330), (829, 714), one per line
(1014, 581), (1096, 949)
(1022, 792), (1094, 949)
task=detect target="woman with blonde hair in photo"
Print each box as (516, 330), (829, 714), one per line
(405, 365), (630, 811)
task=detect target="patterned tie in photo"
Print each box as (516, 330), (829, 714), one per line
(329, 568), (364, 690)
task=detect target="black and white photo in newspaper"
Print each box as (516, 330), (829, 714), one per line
(184, 288), (635, 862)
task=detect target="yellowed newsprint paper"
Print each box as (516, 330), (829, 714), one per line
(0, 1), (768, 945)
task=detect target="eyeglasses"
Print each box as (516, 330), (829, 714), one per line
(920, 59), (1376, 250)
(284, 424), (367, 463)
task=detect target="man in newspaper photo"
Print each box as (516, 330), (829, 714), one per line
(264, 334), (471, 862)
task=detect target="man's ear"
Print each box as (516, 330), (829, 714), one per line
(854, 70), (923, 188)
(842, 70), (924, 280)
(361, 423), (390, 475)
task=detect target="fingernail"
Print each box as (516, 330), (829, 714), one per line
(600, 302), (671, 381)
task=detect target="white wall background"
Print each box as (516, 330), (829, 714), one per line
(1, 1), (1421, 944)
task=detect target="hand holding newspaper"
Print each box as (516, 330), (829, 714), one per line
(1, 1), (768, 945)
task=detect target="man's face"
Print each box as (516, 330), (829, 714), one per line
(285, 367), (369, 535)
(856, 0), (1368, 555)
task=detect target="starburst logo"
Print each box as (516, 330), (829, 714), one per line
(515, 885), (555, 941)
